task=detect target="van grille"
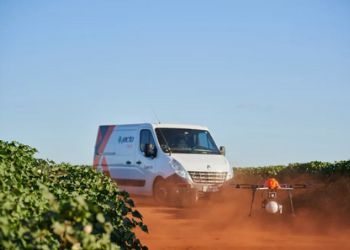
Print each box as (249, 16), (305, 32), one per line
(188, 171), (227, 184)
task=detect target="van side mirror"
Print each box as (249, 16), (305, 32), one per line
(220, 146), (226, 156)
(161, 144), (171, 153)
(145, 143), (157, 158)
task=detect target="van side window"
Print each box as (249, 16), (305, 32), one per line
(140, 129), (156, 152)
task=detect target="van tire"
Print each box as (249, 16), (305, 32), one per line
(153, 178), (169, 205)
(179, 189), (198, 208)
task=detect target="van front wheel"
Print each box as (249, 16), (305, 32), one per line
(178, 189), (198, 207)
(153, 178), (168, 205)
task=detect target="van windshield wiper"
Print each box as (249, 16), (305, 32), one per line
(192, 149), (211, 153)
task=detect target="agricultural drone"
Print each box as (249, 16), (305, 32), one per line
(235, 178), (307, 216)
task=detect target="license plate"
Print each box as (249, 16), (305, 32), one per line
(202, 185), (219, 192)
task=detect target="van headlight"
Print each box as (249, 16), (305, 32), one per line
(226, 167), (234, 180)
(170, 159), (189, 179)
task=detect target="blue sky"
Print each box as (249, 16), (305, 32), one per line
(1, 0), (349, 166)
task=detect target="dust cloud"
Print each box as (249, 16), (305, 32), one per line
(135, 175), (350, 249)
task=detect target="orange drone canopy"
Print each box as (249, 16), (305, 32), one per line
(264, 178), (280, 189)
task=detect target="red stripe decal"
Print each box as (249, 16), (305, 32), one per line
(93, 155), (100, 169)
(101, 157), (110, 177)
(98, 126), (115, 155)
(96, 129), (102, 145)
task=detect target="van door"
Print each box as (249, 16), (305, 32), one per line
(135, 128), (158, 195)
(105, 128), (148, 195)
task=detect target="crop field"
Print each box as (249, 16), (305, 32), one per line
(0, 141), (148, 249)
(1, 140), (349, 249)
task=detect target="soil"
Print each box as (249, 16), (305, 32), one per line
(134, 176), (350, 249)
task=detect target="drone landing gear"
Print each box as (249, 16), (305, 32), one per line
(288, 190), (295, 216)
(248, 189), (256, 217)
(247, 189), (296, 216)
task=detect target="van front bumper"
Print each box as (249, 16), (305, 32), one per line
(165, 174), (225, 196)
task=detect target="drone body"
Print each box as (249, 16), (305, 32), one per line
(235, 178), (307, 216)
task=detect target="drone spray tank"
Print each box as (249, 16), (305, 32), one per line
(262, 178), (283, 214)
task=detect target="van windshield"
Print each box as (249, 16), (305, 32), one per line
(155, 128), (220, 154)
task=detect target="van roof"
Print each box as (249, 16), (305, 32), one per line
(151, 123), (208, 130)
(99, 123), (209, 130)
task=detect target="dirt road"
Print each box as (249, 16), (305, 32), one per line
(134, 180), (350, 249)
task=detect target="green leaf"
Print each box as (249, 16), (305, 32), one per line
(132, 210), (143, 219)
(96, 213), (105, 223)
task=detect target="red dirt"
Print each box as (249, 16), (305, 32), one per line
(134, 176), (350, 249)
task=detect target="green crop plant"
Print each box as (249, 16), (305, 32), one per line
(0, 140), (148, 250)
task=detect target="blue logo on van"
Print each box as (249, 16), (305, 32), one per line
(118, 136), (134, 144)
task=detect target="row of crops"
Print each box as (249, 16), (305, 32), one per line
(234, 160), (350, 180)
(0, 140), (148, 250)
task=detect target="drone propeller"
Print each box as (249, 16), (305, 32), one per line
(235, 179), (307, 190)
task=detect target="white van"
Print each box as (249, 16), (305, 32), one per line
(93, 123), (233, 205)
